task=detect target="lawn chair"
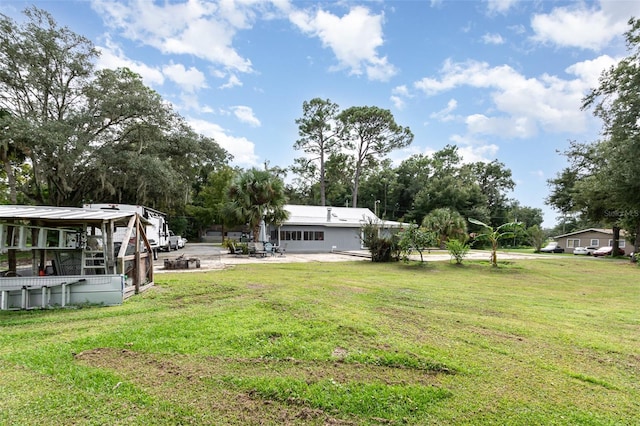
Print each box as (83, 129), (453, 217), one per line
(249, 242), (268, 258)
(230, 242), (243, 257)
(276, 243), (287, 257)
(264, 242), (275, 256)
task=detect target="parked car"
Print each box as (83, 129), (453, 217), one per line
(540, 242), (564, 253)
(592, 246), (625, 257)
(168, 230), (182, 251)
(573, 246), (598, 255)
(178, 237), (187, 249)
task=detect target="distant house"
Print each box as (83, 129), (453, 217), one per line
(266, 205), (403, 253)
(553, 228), (632, 254)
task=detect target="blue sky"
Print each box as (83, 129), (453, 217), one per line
(3, 0), (640, 226)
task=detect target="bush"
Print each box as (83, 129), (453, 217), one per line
(222, 239), (247, 254)
(398, 223), (435, 263)
(445, 239), (470, 265)
(527, 225), (545, 253)
(361, 220), (400, 263)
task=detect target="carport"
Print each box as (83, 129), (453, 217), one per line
(0, 205), (155, 310)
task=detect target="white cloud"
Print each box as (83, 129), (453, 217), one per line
(92, 0), (259, 73)
(486, 0), (518, 15)
(564, 54), (618, 89)
(530, 4), (628, 51)
(289, 5), (397, 81)
(388, 136), (497, 166)
(508, 24), (526, 35)
(188, 118), (259, 166)
(95, 39), (164, 87)
(392, 85), (410, 97)
(430, 99), (458, 122)
(599, 0), (640, 22)
(162, 62), (207, 93)
(220, 74), (243, 90)
(390, 96), (405, 110)
(458, 144), (499, 163)
(390, 85), (412, 109)
(450, 134), (499, 163)
(231, 106), (261, 127)
(179, 93), (215, 113)
(387, 145), (436, 167)
(466, 114), (537, 138)
(481, 33), (505, 45)
(413, 58), (610, 138)
(414, 59), (515, 96)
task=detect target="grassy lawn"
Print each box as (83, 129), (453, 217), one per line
(1, 258), (638, 425)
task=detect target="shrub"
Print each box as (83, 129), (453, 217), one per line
(446, 239), (469, 265)
(361, 220), (400, 263)
(398, 223), (435, 263)
(527, 225), (546, 253)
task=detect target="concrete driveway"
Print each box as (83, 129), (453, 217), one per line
(154, 243), (549, 273)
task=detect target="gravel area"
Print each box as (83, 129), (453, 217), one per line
(154, 243), (548, 273)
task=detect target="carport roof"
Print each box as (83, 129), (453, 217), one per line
(283, 204), (404, 228)
(0, 205), (137, 225)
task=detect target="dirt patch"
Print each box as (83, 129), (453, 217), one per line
(470, 326), (526, 342)
(331, 347), (349, 360)
(74, 347), (447, 424)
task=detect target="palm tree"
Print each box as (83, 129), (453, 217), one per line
(226, 168), (289, 241)
(422, 208), (467, 248)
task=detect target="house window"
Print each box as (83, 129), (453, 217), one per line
(566, 239), (580, 248)
(304, 231), (324, 241)
(608, 239), (626, 248)
(280, 230), (302, 241)
(590, 239), (599, 246)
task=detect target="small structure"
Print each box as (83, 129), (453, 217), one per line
(0, 205), (155, 310)
(553, 228), (632, 254)
(268, 205), (403, 253)
(164, 256), (201, 270)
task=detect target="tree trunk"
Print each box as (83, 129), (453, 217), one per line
(633, 220), (640, 262)
(491, 240), (498, 267)
(352, 165), (361, 208)
(319, 151), (326, 207)
(612, 226), (621, 257)
(1, 147), (17, 203)
(252, 224), (260, 242)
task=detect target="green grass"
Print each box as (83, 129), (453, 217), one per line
(1, 258), (639, 425)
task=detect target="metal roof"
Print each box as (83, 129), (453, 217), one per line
(0, 205), (137, 224)
(554, 227), (628, 239)
(284, 204), (404, 228)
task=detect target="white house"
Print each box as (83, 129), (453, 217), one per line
(267, 205), (404, 253)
